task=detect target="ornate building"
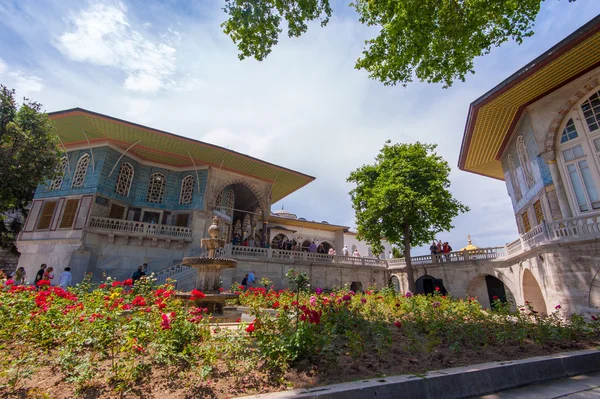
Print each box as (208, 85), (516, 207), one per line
(16, 109), (391, 286)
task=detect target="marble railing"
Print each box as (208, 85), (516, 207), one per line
(87, 216), (193, 240)
(386, 247), (506, 268)
(227, 245), (388, 267)
(547, 215), (600, 240)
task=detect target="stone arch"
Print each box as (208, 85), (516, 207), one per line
(466, 274), (516, 310)
(545, 77), (600, 152)
(301, 239), (312, 251)
(522, 269), (548, 315)
(318, 240), (334, 253)
(212, 178), (266, 216)
(271, 233), (291, 248)
(389, 276), (400, 292)
(415, 274), (447, 295)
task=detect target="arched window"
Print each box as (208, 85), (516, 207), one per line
(560, 119), (578, 143)
(146, 172), (166, 203)
(581, 90), (600, 132)
(557, 90), (600, 214)
(115, 162), (134, 197)
(49, 156), (68, 191)
(71, 153), (90, 189)
(180, 175), (194, 204)
(516, 136), (535, 188)
(507, 154), (522, 202)
(225, 190), (235, 216)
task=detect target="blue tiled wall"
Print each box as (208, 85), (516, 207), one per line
(501, 114), (553, 214)
(35, 147), (208, 211)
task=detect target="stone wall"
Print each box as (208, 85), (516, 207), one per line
(0, 248), (19, 275)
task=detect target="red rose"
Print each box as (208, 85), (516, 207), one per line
(123, 279), (133, 286)
(245, 323), (255, 333)
(492, 295), (499, 300)
(435, 287), (440, 291)
(394, 321), (402, 328)
(190, 289), (206, 300)
(36, 280), (51, 287)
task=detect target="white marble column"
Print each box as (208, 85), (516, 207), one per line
(541, 151), (572, 219)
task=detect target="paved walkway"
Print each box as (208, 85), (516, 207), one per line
(473, 372), (600, 398)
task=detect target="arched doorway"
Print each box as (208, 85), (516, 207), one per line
(301, 240), (312, 252)
(350, 282), (363, 293)
(522, 269), (548, 315)
(222, 183), (262, 246)
(320, 241), (333, 253)
(271, 233), (288, 248)
(389, 276), (400, 293)
(415, 275), (447, 295)
(467, 275), (512, 309)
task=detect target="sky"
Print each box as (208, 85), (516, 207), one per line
(1, 0), (599, 254)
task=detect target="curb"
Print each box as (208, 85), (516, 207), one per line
(236, 349), (600, 399)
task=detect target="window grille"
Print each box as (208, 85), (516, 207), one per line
(226, 190), (235, 216)
(71, 154), (91, 189)
(175, 213), (190, 227)
(507, 154), (523, 202)
(180, 175), (194, 205)
(560, 119), (579, 143)
(37, 201), (57, 230)
(533, 200), (544, 225)
(214, 190), (223, 211)
(522, 211), (531, 233)
(109, 203), (125, 219)
(516, 136), (535, 188)
(49, 157), (68, 191)
(60, 199), (80, 228)
(115, 162), (134, 197)
(581, 90), (600, 132)
(146, 172), (166, 203)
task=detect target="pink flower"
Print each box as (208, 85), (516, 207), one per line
(4, 279), (14, 286)
(432, 301), (441, 308)
(360, 298), (367, 304)
(160, 313), (172, 330)
(309, 296), (317, 306)
(555, 304), (561, 310)
(435, 287), (440, 292)
(404, 292), (413, 298)
(315, 288), (323, 295)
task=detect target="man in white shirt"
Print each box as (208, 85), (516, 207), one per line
(389, 251), (394, 259)
(58, 267), (72, 289)
(342, 245), (349, 256)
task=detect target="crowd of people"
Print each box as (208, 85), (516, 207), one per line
(429, 240), (454, 262)
(0, 263), (72, 288)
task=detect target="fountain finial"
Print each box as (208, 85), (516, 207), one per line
(208, 216), (221, 239)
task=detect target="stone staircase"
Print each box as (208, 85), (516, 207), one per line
(153, 247), (230, 290)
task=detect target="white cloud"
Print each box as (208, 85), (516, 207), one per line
(5, 0), (600, 254)
(55, 2), (177, 93)
(0, 58), (44, 93)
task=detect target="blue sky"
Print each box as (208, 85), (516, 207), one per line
(1, 0), (599, 254)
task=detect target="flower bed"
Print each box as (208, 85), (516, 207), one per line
(1, 273), (599, 398)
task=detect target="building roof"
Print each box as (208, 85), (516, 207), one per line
(459, 15), (600, 180)
(48, 108), (315, 203)
(267, 215), (349, 231)
(459, 235), (479, 251)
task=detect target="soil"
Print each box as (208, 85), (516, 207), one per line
(2, 333), (599, 399)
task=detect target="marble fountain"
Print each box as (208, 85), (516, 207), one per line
(175, 216), (241, 322)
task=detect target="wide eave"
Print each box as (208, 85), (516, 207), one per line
(48, 108), (315, 203)
(459, 15), (600, 180)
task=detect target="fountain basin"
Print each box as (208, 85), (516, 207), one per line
(175, 292), (241, 323)
(181, 257), (237, 268)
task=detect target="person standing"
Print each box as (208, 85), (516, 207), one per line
(57, 267), (73, 289)
(430, 241), (438, 263)
(34, 263), (47, 285)
(328, 247), (335, 256)
(247, 270), (255, 287)
(342, 245), (349, 256)
(353, 249), (361, 257)
(132, 265), (146, 282)
(388, 251), (394, 259)
(308, 242), (317, 253)
(43, 267), (55, 283)
(241, 274), (248, 287)
(142, 263), (149, 275)
(11, 267), (26, 285)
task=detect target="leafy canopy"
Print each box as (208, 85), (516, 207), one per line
(221, 0), (549, 87)
(347, 141), (468, 254)
(0, 85), (62, 250)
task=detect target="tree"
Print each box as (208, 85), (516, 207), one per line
(347, 141), (468, 292)
(0, 85), (62, 252)
(221, 0), (551, 88)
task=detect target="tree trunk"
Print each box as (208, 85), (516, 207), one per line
(403, 223), (416, 293)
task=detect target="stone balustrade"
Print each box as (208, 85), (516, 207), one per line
(87, 216), (193, 241)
